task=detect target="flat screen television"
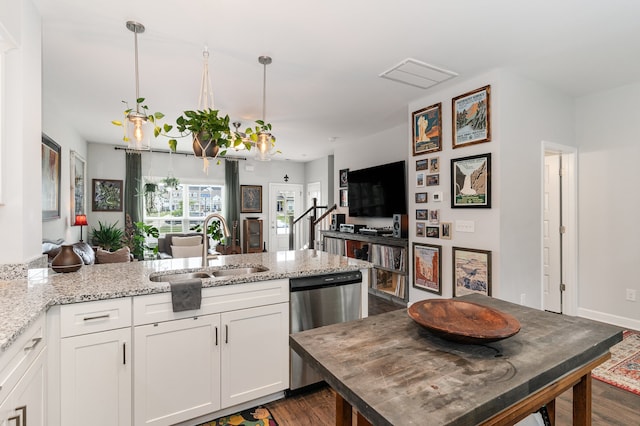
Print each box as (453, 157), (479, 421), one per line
(347, 160), (407, 218)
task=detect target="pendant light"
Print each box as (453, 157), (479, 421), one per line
(124, 21), (151, 151)
(256, 55), (275, 161)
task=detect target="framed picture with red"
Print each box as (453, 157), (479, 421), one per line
(413, 243), (442, 295)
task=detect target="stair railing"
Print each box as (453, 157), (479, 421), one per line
(289, 198), (337, 250)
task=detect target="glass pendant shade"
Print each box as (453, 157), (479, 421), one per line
(256, 132), (271, 161)
(125, 111), (151, 150)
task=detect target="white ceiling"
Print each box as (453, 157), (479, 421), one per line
(35, 0), (640, 162)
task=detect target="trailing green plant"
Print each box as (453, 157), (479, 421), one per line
(91, 221), (125, 251)
(190, 220), (224, 245)
(111, 98), (167, 145)
(162, 176), (180, 190)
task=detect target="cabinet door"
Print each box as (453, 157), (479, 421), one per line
(220, 303), (289, 408)
(0, 348), (46, 426)
(134, 315), (221, 426)
(61, 328), (131, 426)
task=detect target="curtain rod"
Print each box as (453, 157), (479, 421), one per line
(113, 146), (247, 161)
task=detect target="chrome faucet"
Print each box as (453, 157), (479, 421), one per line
(201, 213), (231, 266)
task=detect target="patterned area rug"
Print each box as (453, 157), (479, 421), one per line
(592, 330), (640, 396)
(196, 406), (278, 426)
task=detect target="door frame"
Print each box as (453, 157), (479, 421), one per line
(268, 183), (303, 252)
(540, 141), (578, 316)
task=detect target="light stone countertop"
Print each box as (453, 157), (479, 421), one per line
(0, 250), (371, 353)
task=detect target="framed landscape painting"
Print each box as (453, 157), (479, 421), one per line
(413, 243), (442, 295)
(453, 247), (492, 297)
(451, 153), (491, 208)
(42, 134), (61, 220)
(92, 179), (123, 212)
(452, 85), (491, 148)
(412, 103), (442, 155)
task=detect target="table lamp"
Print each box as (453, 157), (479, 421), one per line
(73, 214), (88, 242)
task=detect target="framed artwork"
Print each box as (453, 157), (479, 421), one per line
(42, 134), (61, 220)
(416, 159), (428, 171)
(440, 222), (452, 240)
(451, 153), (491, 208)
(452, 85), (491, 148)
(241, 185), (263, 213)
(416, 222), (426, 237)
(426, 226), (440, 238)
(415, 192), (428, 203)
(416, 172), (425, 187)
(453, 247), (492, 297)
(426, 174), (440, 187)
(70, 150), (86, 217)
(416, 209), (427, 220)
(413, 243), (442, 295)
(412, 102), (442, 155)
(432, 191), (443, 202)
(429, 209), (440, 224)
(429, 157), (440, 173)
(92, 179), (123, 212)
(339, 169), (349, 188)
(339, 189), (348, 207)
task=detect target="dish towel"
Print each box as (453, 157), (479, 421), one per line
(170, 279), (202, 312)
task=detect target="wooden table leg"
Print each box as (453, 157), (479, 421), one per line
(356, 411), (373, 426)
(335, 392), (352, 426)
(573, 372), (592, 426)
(546, 399), (556, 426)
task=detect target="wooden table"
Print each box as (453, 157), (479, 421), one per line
(290, 294), (622, 426)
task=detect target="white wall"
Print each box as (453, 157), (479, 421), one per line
(42, 97), (88, 242)
(0, 0), (41, 264)
(304, 155), (330, 207)
(575, 83), (640, 329)
(499, 71), (575, 309)
(333, 123), (408, 229)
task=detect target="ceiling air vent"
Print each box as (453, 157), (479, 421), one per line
(379, 58), (457, 89)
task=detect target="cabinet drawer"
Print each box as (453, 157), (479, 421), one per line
(0, 314), (45, 404)
(133, 279), (289, 326)
(60, 298), (132, 337)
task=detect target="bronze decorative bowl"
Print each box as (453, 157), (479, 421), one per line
(408, 299), (521, 344)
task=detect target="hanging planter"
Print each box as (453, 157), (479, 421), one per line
(192, 131), (220, 159)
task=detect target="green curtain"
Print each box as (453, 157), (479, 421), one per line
(225, 159), (240, 245)
(125, 152), (142, 223)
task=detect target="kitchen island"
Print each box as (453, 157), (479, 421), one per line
(290, 294), (623, 426)
(0, 249), (371, 353)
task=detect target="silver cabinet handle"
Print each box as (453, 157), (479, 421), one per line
(16, 406), (26, 426)
(83, 314), (110, 321)
(23, 337), (42, 352)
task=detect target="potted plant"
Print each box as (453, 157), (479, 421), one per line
(129, 222), (160, 260)
(166, 109), (233, 158)
(90, 221), (125, 251)
(191, 220), (225, 250)
(162, 176), (180, 190)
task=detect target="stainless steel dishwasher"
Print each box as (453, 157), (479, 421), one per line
(289, 271), (362, 391)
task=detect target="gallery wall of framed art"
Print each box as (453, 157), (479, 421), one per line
(407, 79), (497, 300)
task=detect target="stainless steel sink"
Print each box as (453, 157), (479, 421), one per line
(149, 266), (268, 283)
(149, 271), (212, 282)
(211, 266), (268, 277)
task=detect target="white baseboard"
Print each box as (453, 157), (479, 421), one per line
(577, 307), (640, 331)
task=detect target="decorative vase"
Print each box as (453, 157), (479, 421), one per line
(51, 245), (83, 273)
(193, 133), (219, 158)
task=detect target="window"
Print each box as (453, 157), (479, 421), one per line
(143, 180), (224, 235)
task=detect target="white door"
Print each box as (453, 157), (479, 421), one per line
(220, 303), (289, 408)
(134, 315), (220, 426)
(543, 153), (562, 313)
(61, 328), (132, 426)
(269, 183), (303, 251)
(306, 182), (321, 208)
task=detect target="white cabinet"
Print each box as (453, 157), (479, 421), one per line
(0, 314), (46, 426)
(0, 344), (46, 426)
(58, 299), (132, 426)
(133, 315), (221, 426)
(220, 303), (289, 408)
(133, 279), (289, 426)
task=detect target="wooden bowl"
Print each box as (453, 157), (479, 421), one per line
(408, 299), (521, 344)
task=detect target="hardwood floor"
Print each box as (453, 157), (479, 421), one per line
(270, 295), (640, 425)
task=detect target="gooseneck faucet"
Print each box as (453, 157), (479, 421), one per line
(201, 213), (231, 266)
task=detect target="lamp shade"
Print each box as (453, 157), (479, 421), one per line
(73, 214), (88, 226)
